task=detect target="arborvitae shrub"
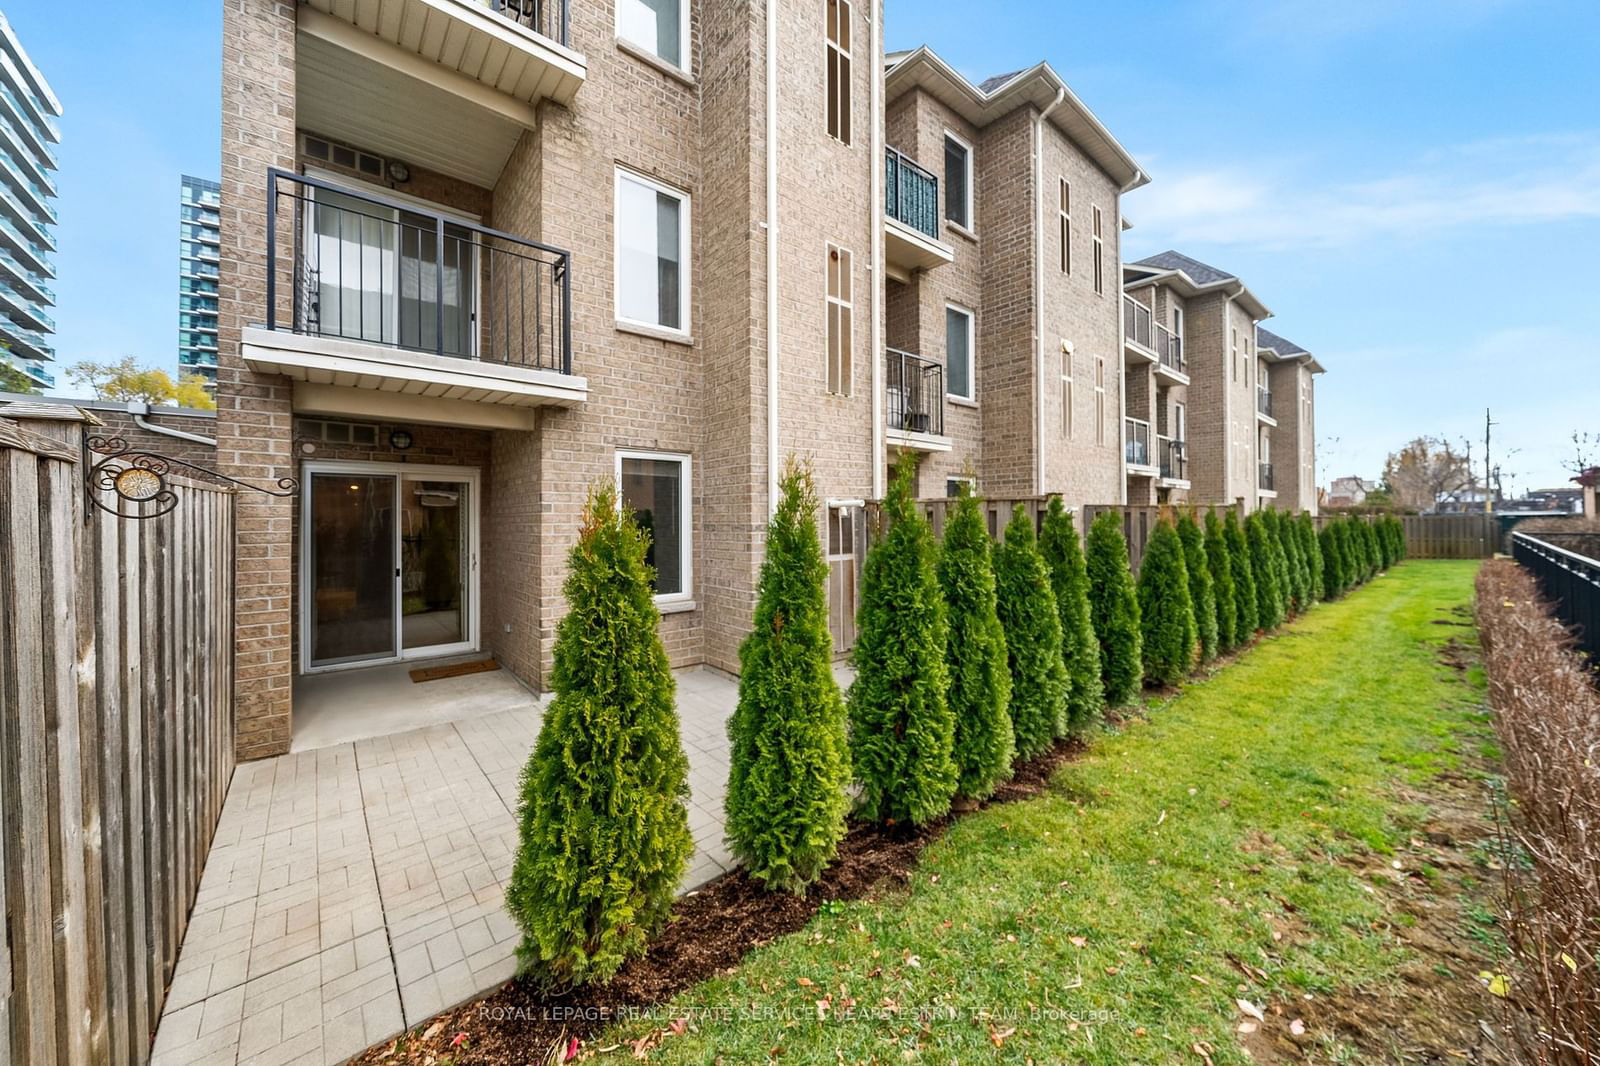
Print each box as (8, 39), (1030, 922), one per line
(1375, 515), (1396, 569)
(1267, 510), (1294, 621)
(1297, 513), (1322, 605)
(1246, 512), (1283, 630)
(1355, 520), (1377, 582)
(506, 482), (693, 990)
(1225, 510), (1259, 638)
(1176, 510), (1218, 662)
(1038, 496), (1103, 732)
(724, 460), (851, 892)
(1277, 510), (1306, 614)
(1204, 509), (1238, 651)
(1391, 515), (1408, 562)
(1085, 509), (1143, 705)
(1137, 519), (1198, 686)
(938, 488), (1016, 799)
(1318, 522), (1341, 600)
(1365, 520), (1383, 576)
(848, 459), (956, 826)
(994, 504), (1069, 757)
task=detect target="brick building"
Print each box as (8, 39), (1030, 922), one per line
(216, 2), (1316, 759)
(1123, 251), (1323, 515)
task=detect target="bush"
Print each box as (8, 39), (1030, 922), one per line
(725, 460), (851, 892)
(1136, 519), (1197, 686)
(1267, 510), (1294, 621)
(1204, 509), (1238, 651)
(995, 504), (1070, 757)
(506, 482), (693, 990)
(1390, 515), (1408, 562)
(1225, 509), (1259, 638)
(1246, 512), (1284, 631)
(1319, 521), (1343, 600)
(1039, 497), (1103, 732)
(1176, 510), (1218, 661)
(1085, 510), (1143, 705)
(848, 459), (957, 826)
(1277, 510), (1307, 614)
(1297, 513), (1322, 605)
(939, 488), (1016, 799)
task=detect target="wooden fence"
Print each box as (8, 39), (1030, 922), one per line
(0, 411), (236, 1066)
(1315, 512), (1498, 559)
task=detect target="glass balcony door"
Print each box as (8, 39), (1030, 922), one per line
(303, 463), (479, 671)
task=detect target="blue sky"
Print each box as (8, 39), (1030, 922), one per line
(9, 0), (1598, 490)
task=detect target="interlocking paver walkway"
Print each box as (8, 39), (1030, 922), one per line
(150, 667), (740, 1066)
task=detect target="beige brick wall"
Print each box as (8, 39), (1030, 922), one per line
(1268, 360), (1317, 513)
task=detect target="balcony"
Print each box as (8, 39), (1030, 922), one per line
(0, 285), (53, 332)
(1153, 326), (1185, 384)
(0, 214), (51, 277)
(885, 348), (951, 452)
(1158, 435), (1188, 485)
(1123, 295), (1156, 365)
(1259, 461), (1275, 493)
(242, 169), (586, 429)
(1256, 385), (1275, 422)
(1125, 417), (1155, 473)
(883, 147), (954, 282)
(0, 318), (55, 362)
(0, 247), (50, 305)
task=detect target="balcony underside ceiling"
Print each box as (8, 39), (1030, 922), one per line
(297, 26), (539, 188)
(883, 218), (954, 283)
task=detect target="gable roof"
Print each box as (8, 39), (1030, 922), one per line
(1256, 325), (1325, 374)
(1130, 250), (1236, 286)
(885, 47), (1149, 192)
(1122, 249), (1271, 320)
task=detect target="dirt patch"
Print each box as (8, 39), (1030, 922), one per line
(352, 740), (1086, 1066)
(1236, 759), (1515, 1063)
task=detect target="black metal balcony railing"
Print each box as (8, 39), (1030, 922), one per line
(266, 169), (572, 374)
(885, 147), (940, 241)
(1257, 386), (1273, 416)
(1125, 417), (1152, 467)
(886, 348), (945, 435)
(1155, 325), (1184, 374)
(1159, 436), (1186, 481)
(1259, 461), (1275, 491)
(485, 0), (570, 46)
(1123, 295), (1153, 352)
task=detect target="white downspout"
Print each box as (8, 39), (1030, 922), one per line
(1032, 88), (1066, 496)
(869, 0), (884, 500)
(128, 400), (217, 447)
(764, 0), (780, 515)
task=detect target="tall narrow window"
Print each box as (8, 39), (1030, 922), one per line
(618, 0), (685, 70)
(826, 244), (853, 395)
(1060, 348), (1073, 437)
(1174, 401), (1186, 443)
(617, 451), (693, 601)
(615, 168), (691, 334)
(1058, 179), (1071, 274)
(944, 133), (973, 230)
(1230, 327), (1239, 382)
(1172, 306), (1183, 340)
(1094, 355), (1106, 444)
(825, 0), (852, 144)
(1091, 206), (1104, 294)
(946, 304), (974, 400)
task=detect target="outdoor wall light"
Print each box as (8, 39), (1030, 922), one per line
(390, 429), (414, 451)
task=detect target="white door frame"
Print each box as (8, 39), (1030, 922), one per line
(299, 459), (482, 674)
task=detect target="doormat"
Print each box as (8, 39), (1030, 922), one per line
(408, 658), (501, 684)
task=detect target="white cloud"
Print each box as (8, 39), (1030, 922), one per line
(1129, 134), (1600, 250)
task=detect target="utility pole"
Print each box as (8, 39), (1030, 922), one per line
(1484, 408), (1496, 514)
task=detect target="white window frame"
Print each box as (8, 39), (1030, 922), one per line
(945, 301), (976, 402)
(1172, 306), (1183, 340)
(1094, 355), (1106, 444)
(614, 166), (692, 338)
(1060, 347), (1073, 438)
(825, 0), (852, 145)
(1231, 327), (1239, 382)
(946, 476), (976, 498)
(1091, 205), (1104, 295)
(616, 0), (692, 75)
(943, 130), (975, 233)
(1058, 178), (1071, 275)
(616, 449), (695, 607)
(825, 242), (853, 395)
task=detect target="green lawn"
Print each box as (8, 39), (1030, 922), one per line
(602, 561), (1487, 1064)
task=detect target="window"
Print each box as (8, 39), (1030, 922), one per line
(1174, 402), (1186, 443)
(1172, 306), (1183, 340)
(944, 132), (973, 230)
(1060, 348), (1073, 438)
(826, 244), (852, 395)
(1231, 328), (1239, 382)
(946, 304), (974, 400)
(946, 477), (976, 498)
(618, 451), (692, 601)
(825, 0), (851, 144)
(615, 168), (690, 334)
(1091, 206), (1104, 295)
(1058, 179), (1071, 274)
(617, 0), (685, 70)
(1094, 356), (1106, 444)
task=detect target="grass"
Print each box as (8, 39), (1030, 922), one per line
(598, 561), (1488, 1064)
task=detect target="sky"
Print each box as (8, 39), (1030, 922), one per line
(6, 0), (1598, 492)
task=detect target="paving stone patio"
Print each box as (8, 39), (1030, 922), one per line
(149, 667), (741, 1066)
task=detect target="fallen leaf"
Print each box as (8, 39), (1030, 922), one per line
(989, 1026), (1016, 1048)
(1190, 974), (1211, 985)
(1479, 971), (1511, 998)
(669, 1017), (688, 1036)
(1236, 999), (1265, 1021)
(1560, 953), (1579, 974)
(1237, 1021), (1258, 1034)
(1070, 936), (1087, 948)
(422, 1022), (444, 1041)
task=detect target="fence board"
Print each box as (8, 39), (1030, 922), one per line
(1314, 513), (1496, 559)
(0, 416), (236, 1066)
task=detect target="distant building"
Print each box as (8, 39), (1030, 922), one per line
(1324, 475), (1374, 509)
(0, 14), (62, 390)
(178, 175), (221, 391)
(1509, 487), (1583, 514)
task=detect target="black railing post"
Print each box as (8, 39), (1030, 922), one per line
(266, 169), (277, 332)
(434, 214), (446, 356)
(561, 253), (571, 375)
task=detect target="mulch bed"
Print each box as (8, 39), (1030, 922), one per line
(354, 737), (1088, 1065)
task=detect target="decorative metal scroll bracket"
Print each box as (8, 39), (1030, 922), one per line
(84, 435), (298, 520)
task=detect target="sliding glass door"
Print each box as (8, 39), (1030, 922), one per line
(304, 464), (478, 671)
